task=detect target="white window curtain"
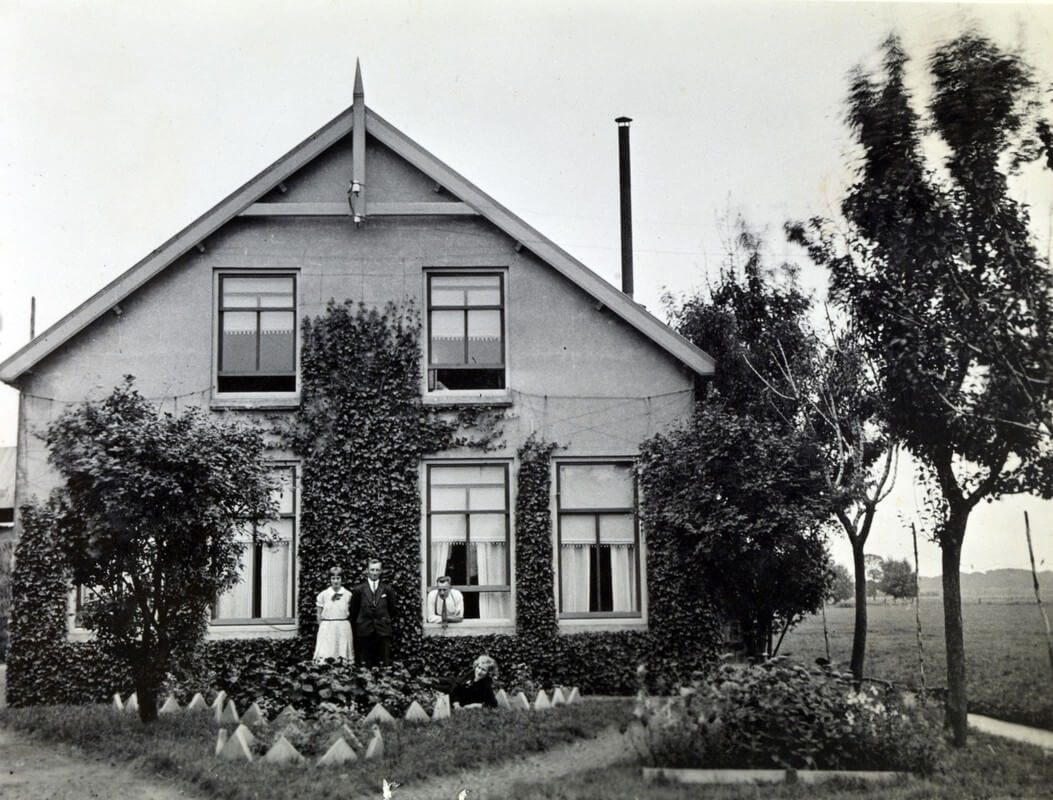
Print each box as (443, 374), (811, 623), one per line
(215, 534), (254, 619)
(476, 543), (510, 618)
(560, 545), (591, 612)
(560, 515), (594, 613)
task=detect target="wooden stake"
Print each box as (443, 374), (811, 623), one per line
(1024, 511), (1053, 684)
(821, 602), (831, 663)
(911, 523), (927, 692)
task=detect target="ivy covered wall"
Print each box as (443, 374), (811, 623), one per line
(6, 301), (722, 705)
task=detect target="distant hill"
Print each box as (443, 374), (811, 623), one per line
(917, 568), (1053, 599)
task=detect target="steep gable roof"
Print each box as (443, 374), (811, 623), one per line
(0, 89), (715, 384)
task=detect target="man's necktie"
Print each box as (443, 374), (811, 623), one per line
(441, 596), (449, 626)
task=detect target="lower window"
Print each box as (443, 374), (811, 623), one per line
(557, 461), (641, 617)
(213, 464), (297, 622)
(425, 462), (511, 620)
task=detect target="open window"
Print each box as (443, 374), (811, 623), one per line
(216, 273), (297, 394)
(556, 461), (642, 618)
(426, 272), (506, 391)
(425, 462), (511, 620)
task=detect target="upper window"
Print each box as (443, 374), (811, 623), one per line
(427, 273), (505, 391)
(214, 465), (297, 623)
(556, 462), (641, 618)
(425, 463), (511, 621)
(217, 274), (296, 393)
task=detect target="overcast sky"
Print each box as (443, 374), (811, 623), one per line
(2, 0), (1051, 577)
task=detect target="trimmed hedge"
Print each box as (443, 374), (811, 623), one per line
(7, 301), (721, 706)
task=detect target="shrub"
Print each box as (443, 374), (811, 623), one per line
(635, 657), (946, 773)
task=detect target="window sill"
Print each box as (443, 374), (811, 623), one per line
(208, 620), (298, 638)
(422, 390), (513, 408)
(423, 620), (514, 637)
(558, 616), (648, 634)
(211, 393), (300, 411)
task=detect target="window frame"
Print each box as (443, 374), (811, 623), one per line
(555, 459), (643, 620)
(423, 460), (513, 622)
(424, 269), (508, 395)
(214, 271), (299, 398)
(211, 462), (299, 626)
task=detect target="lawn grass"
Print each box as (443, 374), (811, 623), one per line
(503, 734), (1053, 799)
(780, 598), (1053, 729)
(0, 701), (631, 800)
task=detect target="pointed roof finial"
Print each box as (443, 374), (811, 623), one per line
(354, 59), (364, 100)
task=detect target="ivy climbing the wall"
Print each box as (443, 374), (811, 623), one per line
(286, 300), (500, 665)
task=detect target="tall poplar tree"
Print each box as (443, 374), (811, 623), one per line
(791, 32), (1053, 745)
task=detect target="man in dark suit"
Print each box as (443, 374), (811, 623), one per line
(350, 558), (397, 667)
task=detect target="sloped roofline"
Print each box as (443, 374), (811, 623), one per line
(0, 103), (715, 384)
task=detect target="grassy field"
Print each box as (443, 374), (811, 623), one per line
(780, 598), (1053, 728)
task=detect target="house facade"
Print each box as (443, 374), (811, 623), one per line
(1, 68), (716, 690)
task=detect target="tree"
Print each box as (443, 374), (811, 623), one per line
(827, 562), (854, 604)
(638, 403), (831, 658)
(878, 557), (918, 602)
(37, 378), (276, 722)
(648, 225), (832, 657)
(754, 313), (898, 683)
(791, 32), (1053, 745)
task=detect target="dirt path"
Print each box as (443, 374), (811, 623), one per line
(0, 726), (201, 800)
(390, 724), (637, 800)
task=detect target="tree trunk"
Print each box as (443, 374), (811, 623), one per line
(850, 541), (869, 686)
(941, 521), (968, 746)
(134, 671), (160, 723)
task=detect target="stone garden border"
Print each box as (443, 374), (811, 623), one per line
(643, 767), (909, 785)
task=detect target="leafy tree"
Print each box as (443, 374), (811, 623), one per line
(878, 557), (918, 602)
(754, 313), (898, 683)
(790, 31), (1053, 744)
(639, 404), (831, 658)
(827, 562), (854, 604)
(35, 378), (276, 722)
(649, 226), (832, 657)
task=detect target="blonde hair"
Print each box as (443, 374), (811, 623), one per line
(473, 654), (498, 677)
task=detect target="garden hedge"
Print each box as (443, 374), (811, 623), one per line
(6, 301), (722, 706)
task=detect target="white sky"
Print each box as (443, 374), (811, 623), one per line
(1, 0), (1051, 577)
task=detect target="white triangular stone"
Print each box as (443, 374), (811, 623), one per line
(364, 726), (384, 760)
(218, 730), (253, 761)
(364, 703), (396, 725)
(403, 700), (430, 722)
(317, 736), (358, 766)
(218, 700), (239, 725)
(112, 693), (123, 711)
(431, 693), (451, 720)
(159, 696), (181, 714)
(211, 690), (227, 710)
(513, 691), (531, 711)
(567, 687), (582, 704)
(551, 687), (567, 706)
(241, 702), (265, 727)
(233, 723), (256, 749)
(272, 704), (298, 727)
(187, 693), (208, 711)
(264, 735), (304, 764)
(215, 728), (229, 756)
(495, 688), (510, 710)
(124, 692), (139, 714)
(534, 690), (551, 711)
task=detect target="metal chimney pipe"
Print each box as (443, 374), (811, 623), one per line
(616, 116), (634, 298)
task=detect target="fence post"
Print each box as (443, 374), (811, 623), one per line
(1024, 511), (1053, 685)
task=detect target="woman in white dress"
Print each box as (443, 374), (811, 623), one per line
(314, 566), (354, 661)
